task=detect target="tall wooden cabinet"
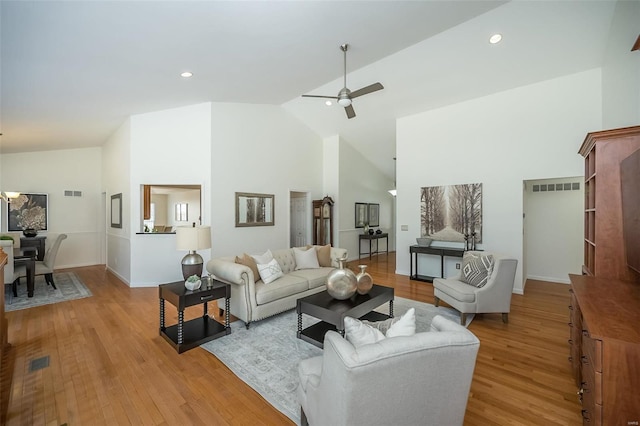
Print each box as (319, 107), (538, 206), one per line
(579, 125), (640, 281)
(312, 196), (334, 246)
(570, 126), (640, 424)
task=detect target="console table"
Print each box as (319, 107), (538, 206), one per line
(359, 233), (388, 259)
(410, 245), (466, 282)
(20, 235), (46, 261)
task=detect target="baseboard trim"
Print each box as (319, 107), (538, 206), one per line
(526, 275), (570, 285)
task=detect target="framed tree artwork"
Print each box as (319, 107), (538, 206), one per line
(420, 183), (482, 242)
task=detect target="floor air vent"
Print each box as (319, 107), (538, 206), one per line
(29, 355), (50, 372)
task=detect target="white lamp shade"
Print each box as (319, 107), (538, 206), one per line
(176, 226), (211, 251)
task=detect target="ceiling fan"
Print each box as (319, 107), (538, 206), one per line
(302, 43), (384, 119)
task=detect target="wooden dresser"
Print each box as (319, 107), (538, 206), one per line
(569, 274), (640, 425)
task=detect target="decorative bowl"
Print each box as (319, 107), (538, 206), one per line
(416, 237), (432, 247)
(23, 228), (38, 237)
(185, 276), (202, 291)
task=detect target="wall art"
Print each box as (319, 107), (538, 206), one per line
(420, 183), (482, 243)
(8, 193), (48, 232)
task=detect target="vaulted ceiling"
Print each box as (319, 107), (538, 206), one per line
(0, 1), (618, 178)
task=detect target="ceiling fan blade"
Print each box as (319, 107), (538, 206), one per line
(301, 94), (338, 99)
(349, 82), (384, 99)
(345, 104), (356, 119)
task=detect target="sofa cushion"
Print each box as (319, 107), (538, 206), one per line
(255, 273), (310, 305)
(294, 247), (320, 270)
(235, 253), (260, 281)
(435, 278), (477, 303)
(289, 267), (334, 289)
(272, 248), (297, 274)
(315, 244), (332, 267)
(257, 258), (284, 284)
(461, 252), (494, 288)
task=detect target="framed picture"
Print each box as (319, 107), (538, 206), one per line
(111, 193), (122, 228)
(420, 183), (482, 242)
(235, 192), (274, 227)
(8, 193), (48, 231)
(368, 203), (380, 227)
(355, 202), (368, 228)
(175, 203), (188, 221)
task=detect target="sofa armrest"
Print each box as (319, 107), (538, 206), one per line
(206, 258), (252, 286)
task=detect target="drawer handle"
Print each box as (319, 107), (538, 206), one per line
(582, 329), (589, 337)
(568, 322), (573, 327)
(568, 356), (573, 362)
(200, 295), (214, 301)
(581, 355), (589, 365)
(581, 409), (591, 422)
(568, 305), (573, 310)
(568, 339), (573, 345)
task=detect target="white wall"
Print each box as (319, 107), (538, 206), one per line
(1, 147), (103, 269)
(524, 177), (584, 284)
(602, 0), (640, 129)
(102, 118), (132, 283)
(338, 139), (395, 261)
(396, 69), (602, 294)
(210, 103), (323, 257)
(129, 102), (212, 286)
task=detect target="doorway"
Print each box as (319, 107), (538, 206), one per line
(522, 177), (583, 286)
(290, 191), (309, 248)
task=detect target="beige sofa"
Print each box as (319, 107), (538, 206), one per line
(206, 246), (347, 328)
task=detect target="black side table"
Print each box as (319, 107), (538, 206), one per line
(159, 279), (230, 353)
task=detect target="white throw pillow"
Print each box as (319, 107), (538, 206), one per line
(251, 249), (274, 265)
(344, 316), (385, 348)
(294, 247), (320, 270)
(385, 308), (416, 338)
(257, 258), (284, 284)
(344, 308), (416, 348)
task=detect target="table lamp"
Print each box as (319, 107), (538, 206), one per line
(176, 225), (211, 280)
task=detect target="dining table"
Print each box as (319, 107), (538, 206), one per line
(13, 246), (36, 298)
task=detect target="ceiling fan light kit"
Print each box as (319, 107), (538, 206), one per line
(302, 43), (384, 119)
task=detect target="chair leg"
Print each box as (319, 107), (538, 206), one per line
(46, 273), (57, 289)
(460, 312), (467, 326)
(245, 321), (251, 330)
(218, 308), (224, 317)
(502, 313), (509, 323)
(301, 408), (309, 426)
(12, 278), (18, 297)
(434, 296), (440, 307)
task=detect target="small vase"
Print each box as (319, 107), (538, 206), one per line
(326, 256), (357, 300)
(356, 265), (373, 295)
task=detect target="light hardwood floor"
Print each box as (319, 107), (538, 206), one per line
(1, 254), (581, 425)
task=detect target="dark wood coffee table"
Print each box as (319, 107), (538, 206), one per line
(296, 284), (394, 348)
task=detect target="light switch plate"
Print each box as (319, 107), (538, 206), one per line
(401, 225), (408, 231)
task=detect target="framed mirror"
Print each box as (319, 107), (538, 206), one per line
(111, 193), (122, 228)
(355, 202), (368, 228)
(140, 184), (201, 233)
(236, 192), (274, 227)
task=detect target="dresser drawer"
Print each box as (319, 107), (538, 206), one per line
(581, 329), (602, 373)
(581, 360), (602, 405)
(581, 386), (602, 426)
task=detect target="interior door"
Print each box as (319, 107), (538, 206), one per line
(290, 194), (307, 247)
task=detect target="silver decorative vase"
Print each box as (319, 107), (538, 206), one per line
(326, 256), (357, 300)
(356, 265), (373, 295)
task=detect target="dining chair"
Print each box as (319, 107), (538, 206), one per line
(1, 240), (22, 304)
(14, 234), (68, 290)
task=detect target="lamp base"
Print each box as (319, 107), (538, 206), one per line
(181, 251), (204, 280)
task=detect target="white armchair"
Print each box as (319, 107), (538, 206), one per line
(433, 251), (518, 325)
(297, 315), (480, 426)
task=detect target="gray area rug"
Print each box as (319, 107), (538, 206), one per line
(5, 272), (92, 311)
(201, 297), (472, 425)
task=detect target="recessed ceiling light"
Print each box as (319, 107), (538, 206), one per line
(180, 71), (193, 78)
(325, 100), (332, 106)
(489, 34), (502, 44)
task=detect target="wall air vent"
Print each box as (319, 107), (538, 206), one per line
(64, 190), (83, 197)
(532, 182), (580, 193)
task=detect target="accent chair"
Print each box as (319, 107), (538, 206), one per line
(298, 315), (480, 426)
(433, 251), (518, 325)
